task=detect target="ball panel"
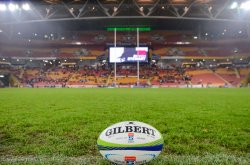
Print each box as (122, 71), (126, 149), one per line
(97, 138), (164, 147)
(100, 150), (162, 165)
(98, 144), (164, 151)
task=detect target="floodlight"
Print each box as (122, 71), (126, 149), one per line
(230, 2), (238, 9)
(8, 3), (19, 11)
(240, 1), (250, 10)
(0, 4), (6, 11)
(22, 3), (30, 11)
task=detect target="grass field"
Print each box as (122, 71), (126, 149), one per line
(0, 88), (249, 164)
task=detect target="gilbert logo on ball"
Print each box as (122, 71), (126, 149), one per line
(97, 121), (164, 165)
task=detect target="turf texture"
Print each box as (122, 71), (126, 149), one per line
(0, 88), (249, 164)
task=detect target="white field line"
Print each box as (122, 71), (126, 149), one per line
(1, 154), (250, 164)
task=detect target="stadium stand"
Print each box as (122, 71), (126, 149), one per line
(1, 28), (250, 88)
(1, 56), (250, 88)
(185, 68), (227, 87)
(215, 68), (241, 86)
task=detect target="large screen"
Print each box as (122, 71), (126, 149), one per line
(109, 47), (148, 63)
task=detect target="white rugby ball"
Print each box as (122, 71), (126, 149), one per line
(97, 121), (164, 165)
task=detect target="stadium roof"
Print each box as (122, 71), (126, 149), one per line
(0, 0), (250, 25)
(0, 0), (249, 40)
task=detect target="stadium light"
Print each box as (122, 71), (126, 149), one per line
(0, 29), (2, 33)
(184, 6), (189, 12)
(240, 1), (250, 10)
(8, 3), (19, 11)
(0, 3), (7, 11)
(22, 3), (30, 11)
(230, 2), (238, 9)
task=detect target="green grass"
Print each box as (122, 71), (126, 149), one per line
(0, 88), (249, 164)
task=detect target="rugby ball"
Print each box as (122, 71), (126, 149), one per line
(97, 121), (164, 165)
